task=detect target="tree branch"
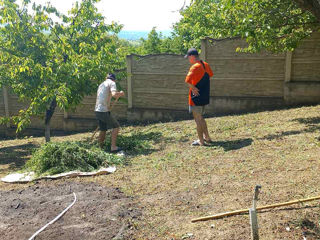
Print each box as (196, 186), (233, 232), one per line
(293, 0), (320, 22)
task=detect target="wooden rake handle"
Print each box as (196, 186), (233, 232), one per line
(191, 195), (320, 223)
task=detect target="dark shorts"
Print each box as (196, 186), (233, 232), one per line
(95, 111), (120, 131)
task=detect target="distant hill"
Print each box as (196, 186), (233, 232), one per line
(118, 30), (172, 40)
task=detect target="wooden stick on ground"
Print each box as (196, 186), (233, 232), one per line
(191, 195), (320, 223)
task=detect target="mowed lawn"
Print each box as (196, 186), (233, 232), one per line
(0, 104), (319, 239)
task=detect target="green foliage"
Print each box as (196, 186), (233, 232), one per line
(25, 141), (124, 176)
(123, 27), (185, 55)
(0, 0), (125, 132)
(173, 0), (319, 52)
(103, 130), (161, 155)
(140, 27), (162, 54)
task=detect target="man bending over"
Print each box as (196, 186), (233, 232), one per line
(94, 73), (125, 152)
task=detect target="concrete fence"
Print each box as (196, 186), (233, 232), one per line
(1, 32), (320, 135)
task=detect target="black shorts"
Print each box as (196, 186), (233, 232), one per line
(95, 111), (120, 131)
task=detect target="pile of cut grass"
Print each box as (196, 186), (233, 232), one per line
(25, 141), (124, 176)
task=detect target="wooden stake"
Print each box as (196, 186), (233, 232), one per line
(191, 195), (320, 223)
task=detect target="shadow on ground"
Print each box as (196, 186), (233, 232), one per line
(259, 117), (320, 141)
(206, 138), (253, 151)
(0, 143), (39, 174)
(0, 143), (38, 172)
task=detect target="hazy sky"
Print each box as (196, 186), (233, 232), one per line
(29, 0), (190, 31)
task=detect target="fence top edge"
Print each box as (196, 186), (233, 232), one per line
(127, 53), (184, 58)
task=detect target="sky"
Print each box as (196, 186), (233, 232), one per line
(30, 0), (190, 31)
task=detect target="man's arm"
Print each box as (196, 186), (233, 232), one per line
(185, 64), (200, 96)
(111, 90), (125, 99)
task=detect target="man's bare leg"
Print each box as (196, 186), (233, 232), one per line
(193, 111), (205, 145)
(98, 131), (106, 148)
(201, 118), (212, 142)
(111, 127), (120, 151)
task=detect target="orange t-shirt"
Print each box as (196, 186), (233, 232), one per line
(185, 61), (213, 106)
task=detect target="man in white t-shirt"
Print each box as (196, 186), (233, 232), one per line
(95, 73), (124, 152)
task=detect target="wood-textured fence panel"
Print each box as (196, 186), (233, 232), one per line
(206, 39), (285, 59)
(206, 38), (286, 98)
(131, 54), (189, 73)
(292, 32), (320, 82)
(129, 54), (190, 111)
(131, 74), (187, 92)
(211, 59), (285, 79)
(132, 92), (188, 110)
(212, 79), (284, 97)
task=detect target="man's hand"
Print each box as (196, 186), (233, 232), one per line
(112, 90), (125, 98)
(186, 83), (199, 96)
(191, 86), (199, 96)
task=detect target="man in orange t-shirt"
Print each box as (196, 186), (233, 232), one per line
(185, 48), (213, 146)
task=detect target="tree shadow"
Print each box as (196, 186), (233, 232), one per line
(0, 143), (38, 171)
(260, 117), (320, 140)
(294, 117), (320, 125)
(206, 138), (253, 151)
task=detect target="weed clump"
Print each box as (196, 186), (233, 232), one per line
(25, 141), (124, 176)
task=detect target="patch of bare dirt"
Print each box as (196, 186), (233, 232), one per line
(0, 181), (141, 240)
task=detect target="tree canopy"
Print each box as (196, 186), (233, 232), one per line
(173, 0), (320, 52)
(0, 0), (124, 141)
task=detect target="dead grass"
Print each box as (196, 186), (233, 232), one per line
(1, 105), (320, 239)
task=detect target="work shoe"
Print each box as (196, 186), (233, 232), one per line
(110, 147), (123, 153)
(191, 140), (208, 146)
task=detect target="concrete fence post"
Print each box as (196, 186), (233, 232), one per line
(201, 38), (208, 62)
(126, 55), (133, 109)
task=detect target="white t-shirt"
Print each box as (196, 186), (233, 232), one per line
(94, 79), (116, 112)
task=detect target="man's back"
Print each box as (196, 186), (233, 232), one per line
(95, 79), (116, 112)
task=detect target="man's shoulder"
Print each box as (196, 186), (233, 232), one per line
(203, 61), (211, 67)
(193, 62), (202, 67)
(192, 61), (211, 69)
(189, 62), (202, 71)
(101, 79), (115, 86)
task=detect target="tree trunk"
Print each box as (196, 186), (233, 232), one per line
(294, 0), (320, 22)
(44, 98), (57, 143)
(45, 123), (51, 142)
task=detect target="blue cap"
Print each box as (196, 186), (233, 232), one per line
(107, 73), (116, 80)
(184, 48), (199, 58)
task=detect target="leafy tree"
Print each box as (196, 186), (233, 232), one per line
(0, 0), (124, 142)
(174, 0), (320, 52)
(159, 34), (187, 54)
(139, 27), (162, 54)
(131, 27), (185, 55)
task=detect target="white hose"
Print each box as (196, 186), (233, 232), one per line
(28, 192), (77, 240)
